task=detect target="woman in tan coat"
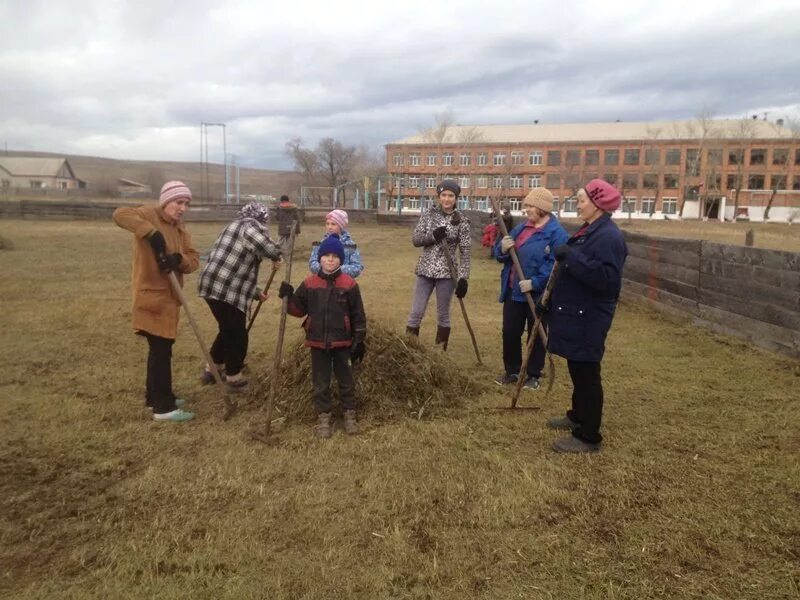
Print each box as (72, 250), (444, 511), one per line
(113, 181), (200, 422)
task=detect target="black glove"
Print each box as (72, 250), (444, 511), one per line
(148, 230), (167, 256)
(158, 252), (182, 272)
(554, 244), (570, 262)
(455, 278), (468, 299)
(535, 301), (550, 316)
(278, 282), (294, 299)
(432, 226), (447, 242)
(350, 341), (366, 364)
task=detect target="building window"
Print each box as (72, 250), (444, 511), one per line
(427, 153), (436, 166)
(566, 150), (581, 166)
(641, 197), (655, 214)
(773, 148), (789, 165)
(726, 174), (739, 190)
(685, 149), (701, 175)
(511, 151), (523, 165)
(529, 151), (543, 165)
(476, 176), (488, 189)
(393, 154), (403, 167)
(643, 173), (658, 189)
(565, 174), (580, 190)
(460, 153), (471, 166)
(408, 176), (419, 189)
(457, 197), (470, 210)
(59, 181), (68, 190)
(585, 149), (599, 166)
(621, 197), (637, 212)
(425, 177), (436, 189)
(708, 148), (723, 166)
(548, 150), (561, 166)
(443, 153), (453, 166)
(564, 196), (577, 212)
(509, 198), (521, 211)
(492, 176), (503, 188)
(793, 176), (800, 191)
(748, 174), (765, 189)
(644, 149), (660, 166)
(477, 153), (488, 166)
(546, 174), (561, 189)
(528, 174), (541, 187)
(728, 149), (744, 165)
(795, 149), (800, 165)
(459, 176), (470, 189)
(603, 173), (618, 185)
(750, 148), (766, 165)
(624, 149), (640, 166)
(684, 185), (700, 200)
(552, 197), (560, 213)
(510, 175), (523, 189)
(662, 197), (677, 214)
(409, 197), (420, 209)
(708, 174), (722, 189)
(1, 179), (10, 189)
(664, 174), (679, 188)
(30, 180), (44, 188)
(770, 175), (787, 190)
(604, 149), (619, 166)
(493, 153), (506, 166)
(409, 153), (420, 166)
(665, 149), (681, 166)
(622, 173), (639, 189)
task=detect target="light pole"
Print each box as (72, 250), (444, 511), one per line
(201, 122), (226, 202)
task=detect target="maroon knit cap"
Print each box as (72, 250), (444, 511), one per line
(584, 179), (621, 212)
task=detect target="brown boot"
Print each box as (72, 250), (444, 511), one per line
(343, 410), (359, 435)
(405, 326), (420, 336)
(315, 412), (332, 439)
(435, 325), (451, 351)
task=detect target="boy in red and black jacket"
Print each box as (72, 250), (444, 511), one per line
(278, 234), (367, 438)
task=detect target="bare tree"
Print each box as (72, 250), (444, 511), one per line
(644, 124), (666, 218)
(679, 110), (719, 217)
(727, 118), (758, 221)
(285, 137), (358, 206)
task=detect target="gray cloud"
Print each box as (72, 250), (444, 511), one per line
(1, 0), (798, 168)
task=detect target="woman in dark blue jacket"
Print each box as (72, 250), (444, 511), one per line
(546, 179), (627, 453)
(494, 188), (568, 390)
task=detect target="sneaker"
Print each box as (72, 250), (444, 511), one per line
(200, 369), (216, 385)
(315, 412), (332, 439)
(552, 436), (601, 453)
(523, 377), (540, 391)
(546, 415), (579, 431)
(494, 373), (519, 386)
(343, 410), (359, 435)
(153, 409), (195, 422)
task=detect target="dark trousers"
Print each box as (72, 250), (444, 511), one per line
(206, 299), (247, 376)
(566, 360), (604, 444)
(142, 332), (177, 414)
(502, 298), (546, 379)
(310, 347), (356, 414)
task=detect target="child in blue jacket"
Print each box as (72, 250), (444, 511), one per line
(309, 209), (363, 278)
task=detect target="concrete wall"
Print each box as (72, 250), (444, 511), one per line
(623, 231), (800, 358)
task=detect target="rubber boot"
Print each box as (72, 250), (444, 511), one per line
(435, 325), (451, 351)
(405, 326), (420, 337)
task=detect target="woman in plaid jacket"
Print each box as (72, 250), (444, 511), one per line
(198, 202), (283, 390)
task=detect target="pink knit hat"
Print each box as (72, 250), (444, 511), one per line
(584, 179), (621, 212)
(159, 181), (192, 207)
(326, 209), (348, 231)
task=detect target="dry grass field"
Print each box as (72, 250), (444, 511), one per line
(0, 219), (798, 599)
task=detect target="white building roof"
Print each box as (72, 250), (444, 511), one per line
(391, 119), (795, 145)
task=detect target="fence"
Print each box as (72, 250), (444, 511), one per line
(623, 231), (800, 358)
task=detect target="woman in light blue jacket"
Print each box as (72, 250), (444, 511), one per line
(309, 209), (363, 278)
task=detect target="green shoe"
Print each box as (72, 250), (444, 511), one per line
(153, 409), (195, 422)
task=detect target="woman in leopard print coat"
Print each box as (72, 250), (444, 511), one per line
(405, 179), (471, 349)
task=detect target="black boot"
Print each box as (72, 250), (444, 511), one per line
(435, 325), (451, 351)
(405, 326), (420, 336)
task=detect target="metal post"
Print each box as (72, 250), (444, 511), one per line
(364, 176), (370, 209)
(222, 124), (228, 203)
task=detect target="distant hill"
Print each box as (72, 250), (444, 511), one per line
(3, 150), (304, 201)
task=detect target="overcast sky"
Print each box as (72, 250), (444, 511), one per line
(2, 0), (799, 169)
